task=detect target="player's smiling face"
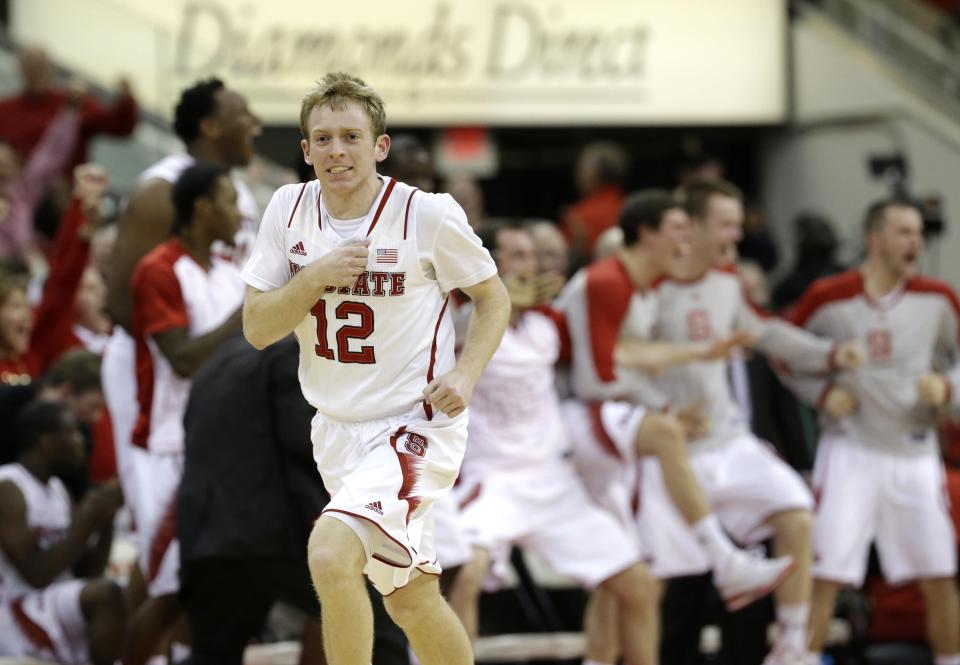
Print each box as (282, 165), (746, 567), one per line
(301, 102), (389, 196)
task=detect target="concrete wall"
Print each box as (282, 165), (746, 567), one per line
(762, 10), (960, 283)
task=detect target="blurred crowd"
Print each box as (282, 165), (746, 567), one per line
(1, 43), (959, 665)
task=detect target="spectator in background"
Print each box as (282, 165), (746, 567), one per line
(177, 335), (329, 665)
(773, 212), (845, 311)
(0, 99), (81, 261)
(738, 204), (780, 274)
(0, 164), (111, 383)
(0, 349), (104, 468)
(380, 134), (435, 193)
(676, 151), (726, 187)
(0, 46), (137, 178)
(0, 399), (124, 665)
(561, 141), (628, 268)
(443, 173), (486, 229)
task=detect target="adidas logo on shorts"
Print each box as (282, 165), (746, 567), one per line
(289, 241), (307, 256)
(364, 501), (384, 515)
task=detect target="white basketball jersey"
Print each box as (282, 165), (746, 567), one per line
(137, 153), (260, 265)
(242, 177), (497, 422)
(0, 464), (72, 601)
(464, 309), (569, 474)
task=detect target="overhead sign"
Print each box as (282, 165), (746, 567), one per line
(12, 0), (786, 126)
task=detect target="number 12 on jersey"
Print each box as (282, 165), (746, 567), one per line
(311, 299), (376, 364)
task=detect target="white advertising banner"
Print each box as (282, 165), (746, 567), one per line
(12, 0), (786, 126)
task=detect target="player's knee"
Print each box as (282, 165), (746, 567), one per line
(307, 543), (358, 587)
(601, 563), (658, 609)
(80, 579), (124, 619)
(454, 553), (488, 598)
(639, 413), (685, 454)
(383, 579), (439, 628)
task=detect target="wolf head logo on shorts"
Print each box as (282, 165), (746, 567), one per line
(404, 432), (429, 457)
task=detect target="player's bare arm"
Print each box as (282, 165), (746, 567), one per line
(615, 330), (754, 374)
(242, 240), (370, 349)
(153, 309), (243, 378)
(424, 274), (510, 418)
(106, 179), (176, 332)
(0, 480), (113, 588)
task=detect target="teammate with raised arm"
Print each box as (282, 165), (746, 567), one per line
(558, 190), (795, 665)
(645, 181), (862, 665)
(241, 73), (510, 665)
(786, 199), (960, 665)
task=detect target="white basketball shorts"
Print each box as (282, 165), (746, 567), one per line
(812, 434), (957, 585)
(639, 433), (814, 579)
(312, 404), (467, 595)
(456, 459), (642, 589)
(0, 579), (87, 664)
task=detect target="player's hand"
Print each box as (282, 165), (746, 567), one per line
(309, 240), (369, 289)
(675, 400), (710, 439)
(423, 368), (475, 418)
(503, 274), (537, 309)
(77, 480), (124, 528)
(534, 271), (566, 305)
(702, 330), (755, 361)
(831, 341), (864, 370)
(917, 373), (950, 407)
(823, 386), (857, 419)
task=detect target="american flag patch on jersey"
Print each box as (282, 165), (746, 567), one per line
(376, 248), (399, 264)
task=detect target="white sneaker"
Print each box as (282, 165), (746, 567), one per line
(761, 648), (820, 665)
(714, 551), (795, 611)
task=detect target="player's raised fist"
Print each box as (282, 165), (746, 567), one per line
(831, 341), (864, 370)
(309, 240), (370, 289)
(423, 368), (475, 418)
(823, 386), (857, 419)
(917, 373), (949, 407)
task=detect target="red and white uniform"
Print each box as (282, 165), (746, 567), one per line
(101, 154), (259, 540)
(456, 307), (641, 588)
(242, 176), (496, 594)
(0, 464), (88, 664)
(637, 268), (824, 577)
(555, 257), (655, 558)
(785, 270), (960, 584)
(129, 238), (245, 595)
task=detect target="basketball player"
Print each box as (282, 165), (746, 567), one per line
(786, 199), (960, 665)
(447, 221), (663, 664)
(558, 190), (796, 665)
(100, 79), (259, 665)
(124, 163), (247, 665)
(0, 400), (124, 665)
(642, 181), (862, 665)
(241, 73), (510, 665)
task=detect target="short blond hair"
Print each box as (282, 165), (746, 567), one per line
(299, 72), (387, 140)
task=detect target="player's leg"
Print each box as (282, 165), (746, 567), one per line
(918, 577), (960, 662)
(583, 587), (622, 665)
(807, 579), (842, 652)
(383, 572), (473, 665)
(598, 563), (660, 665)
(446, 546), (492, 641)
(878, 451), (960, 664)
(80, 579), (126, 665)
(636, 415), (794, 608)
(308, 516), (374, 665)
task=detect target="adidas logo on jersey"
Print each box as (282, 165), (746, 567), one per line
(364, 501), (384, 515)
(289, 241), (307, 256)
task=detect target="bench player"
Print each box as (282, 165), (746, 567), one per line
(786, 198), (960, 665)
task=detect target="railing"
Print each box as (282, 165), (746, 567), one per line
(804, 0), (960, 110)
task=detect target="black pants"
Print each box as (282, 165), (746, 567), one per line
(179, 556), (409, 665)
